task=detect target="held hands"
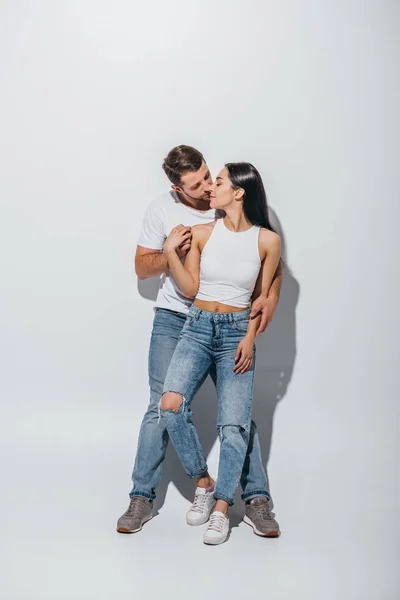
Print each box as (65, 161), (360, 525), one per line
(234, 335), (255, 374)
(163, 225), (192, 257)
(177, 239), (191, 259)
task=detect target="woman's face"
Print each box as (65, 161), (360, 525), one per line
(209, 167), (237, 209)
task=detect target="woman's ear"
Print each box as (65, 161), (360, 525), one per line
(234, 187), (245, 201)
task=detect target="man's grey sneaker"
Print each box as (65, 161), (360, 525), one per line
(243, 496), (280, 537)
(117, 496), (153, 534)
(187, 486), (216, 526)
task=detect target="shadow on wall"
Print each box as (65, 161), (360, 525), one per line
(137, 207), (300, 522)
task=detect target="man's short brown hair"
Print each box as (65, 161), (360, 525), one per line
(162, 145), (205, 186)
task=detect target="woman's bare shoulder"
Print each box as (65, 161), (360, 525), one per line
(259, 227), (280, 246)
(192, 220), (217, 237)
(259, 228), (281, 260)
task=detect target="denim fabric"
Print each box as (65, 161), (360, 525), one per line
(130, 308), (187, 500)
(160, 305), (268, 506)
(130, 307), (270, 503)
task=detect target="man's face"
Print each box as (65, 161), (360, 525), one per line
(173, 162), (213, 203)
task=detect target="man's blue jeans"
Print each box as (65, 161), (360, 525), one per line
(130, 307), (270, 503)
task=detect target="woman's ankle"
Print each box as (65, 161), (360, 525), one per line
(195, 474), (215, 489)
(213, 499), (229, 516)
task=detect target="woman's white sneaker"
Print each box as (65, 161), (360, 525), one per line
(186, 486), (216, 526)
(203, 511), (230, 545)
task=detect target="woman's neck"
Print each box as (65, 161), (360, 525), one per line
(223, 209), (253, 232)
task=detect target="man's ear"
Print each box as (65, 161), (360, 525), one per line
(171, 184), (182, 194)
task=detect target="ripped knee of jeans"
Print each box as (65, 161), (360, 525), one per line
(158, 392), (186, 424)
(159, 392), (186, 414)
(217, 423), (249, 443)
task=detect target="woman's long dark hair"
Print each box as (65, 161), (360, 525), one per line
(225, 162), (275, 232)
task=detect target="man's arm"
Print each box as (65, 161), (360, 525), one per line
(135, 236), (192, 280)
(135, 246), (168, 280)
(268, 259), (283, 304)
(249, 254), (283, 335)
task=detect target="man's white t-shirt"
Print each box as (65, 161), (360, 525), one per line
(137, 190), (216, 315)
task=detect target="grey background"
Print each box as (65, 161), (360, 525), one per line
(0, 1), (399, 599)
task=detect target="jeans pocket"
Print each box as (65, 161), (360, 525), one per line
(232, 319), (249, 334)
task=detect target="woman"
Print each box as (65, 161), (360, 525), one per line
(159, 162), (281, 545)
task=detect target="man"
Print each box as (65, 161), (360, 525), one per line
(117, 145), (282, 536)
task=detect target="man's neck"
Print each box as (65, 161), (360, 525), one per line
(175, 190), (212, 213)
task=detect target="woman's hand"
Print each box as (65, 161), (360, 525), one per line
(164, 225), (192, 254)
(233, 335), (255, 374)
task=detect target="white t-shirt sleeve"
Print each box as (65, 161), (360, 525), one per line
(137, 200), (166, 250)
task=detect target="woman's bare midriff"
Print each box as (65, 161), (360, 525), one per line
(193, 299), (248, 314)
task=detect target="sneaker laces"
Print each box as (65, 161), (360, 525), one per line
(252, 498), (273, 522)
(125, 496), (148, 518)
(208, 512), (226, 533)
(191, 490), (207, 514)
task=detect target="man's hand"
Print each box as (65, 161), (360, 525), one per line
(163, 225), (192, 254)
(250, 296), (278, 336)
